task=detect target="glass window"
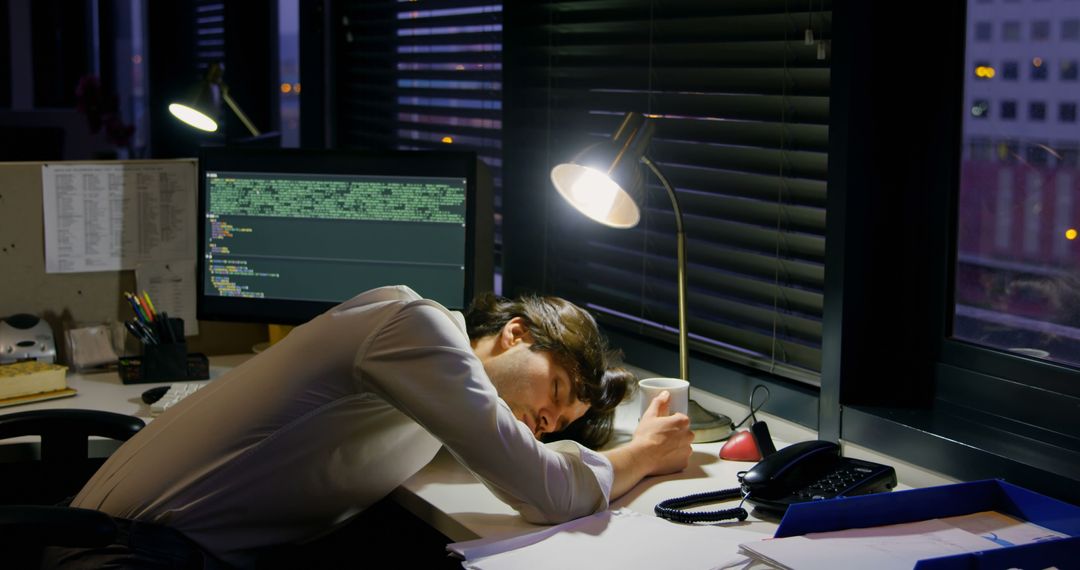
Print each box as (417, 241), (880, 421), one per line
(1031, 20), (1051, 41)
(998, 140), (1021, 162)
(972, 99), (991, 118)
(1031, 57), (1049, 80)
(969, 137), (995, 159)
(974, 61), (994, 80)
(1061, 102), (1078, 122)
(1003, 60), (1019, 80)
(1063, 19), (1080, 40)
(1002, 21), (1021, 41)
(1001, 100), (1018, 119)
(1062, 60), (1079, 80)
(1026, 143), (1052, 165)
(957, 3), (1080, 370)
(975, 21), (993, 41)
(278, 0), (300, 148)
(1029, 100), (1047, 120)
(1059, 145), (1080, 167)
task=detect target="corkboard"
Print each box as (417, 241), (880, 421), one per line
(0, 160), (266, 361)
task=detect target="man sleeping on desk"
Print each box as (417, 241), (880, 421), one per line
(45, 285), (692, 569)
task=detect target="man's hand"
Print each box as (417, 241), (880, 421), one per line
(633, 391), (694, 475)
(602, 390), (694, 500)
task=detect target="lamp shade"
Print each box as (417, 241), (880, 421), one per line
(550, 113), (655, 228)
(168, 81), (219, 133)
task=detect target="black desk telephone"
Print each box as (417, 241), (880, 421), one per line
(655, 439), (897, 523)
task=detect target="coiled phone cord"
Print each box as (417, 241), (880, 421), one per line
(653, 486), (749, 523)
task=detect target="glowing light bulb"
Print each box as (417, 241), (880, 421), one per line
(570, 168), (621, 223)
(168, 103), (218, 132)
(1067, 228), (1078, 241)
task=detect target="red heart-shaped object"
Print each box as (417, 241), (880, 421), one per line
(719, 430), (763, 462)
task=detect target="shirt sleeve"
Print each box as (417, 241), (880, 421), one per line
(354, 300), (612, 524)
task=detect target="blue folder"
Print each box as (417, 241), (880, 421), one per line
(773, 479), (1080, 569)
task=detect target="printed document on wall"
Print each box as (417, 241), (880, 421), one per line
(135, 259), (199, 336)
(42, 160), (197, 273)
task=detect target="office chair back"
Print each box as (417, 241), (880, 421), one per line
(0, 408), (145, 505)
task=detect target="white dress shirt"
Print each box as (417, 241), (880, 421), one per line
(72, 285), (613, 566)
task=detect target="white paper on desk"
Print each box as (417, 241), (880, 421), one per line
(448, 509), (766, 570)
(135, 259), (199, 336)
(738, 517), (1004, 570)
(943, 510), (1068, 547)
(42, 161), (196, 273)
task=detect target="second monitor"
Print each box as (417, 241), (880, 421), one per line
(197, 147), (493, 325)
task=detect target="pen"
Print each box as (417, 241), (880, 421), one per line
(125, 293), (149, 323)
(133, 291), (154, 322)
(125, 319), (156, 345)
(136, 319), (159, 344)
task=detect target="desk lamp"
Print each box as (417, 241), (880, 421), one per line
(168, 62), (261, 137)
(550, 112), (732, 442)
(551, 112), (688, 377)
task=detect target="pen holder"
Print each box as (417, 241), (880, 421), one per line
(118, 318), (210, 384)
(140, 342), (190, 381)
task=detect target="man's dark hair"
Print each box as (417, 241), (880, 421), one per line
(464, 292), (634, 449)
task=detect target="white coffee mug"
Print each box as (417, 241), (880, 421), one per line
(638, 377), (690, 418)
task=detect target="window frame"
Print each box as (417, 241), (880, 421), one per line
(828, 1), (1079, 505)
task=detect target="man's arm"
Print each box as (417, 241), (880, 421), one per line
(603, 391), (694, 500)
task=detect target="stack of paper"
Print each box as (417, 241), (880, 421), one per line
(448, 509), (769, 570)
(737, 511), (1069, 570)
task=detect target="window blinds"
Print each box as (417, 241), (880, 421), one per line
(192, 1), (225, 73)
(506, 0), (831, 384)
(335, 0), (504, 248)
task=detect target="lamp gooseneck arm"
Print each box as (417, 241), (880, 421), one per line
(642, 156), (688, 381)
(220, 86), (261, 137)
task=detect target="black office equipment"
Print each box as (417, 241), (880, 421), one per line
(196, 147), (494, 325)
(140, 386), (169, 405)
(741, 440), (897, 516)
(656, 440), (896, 523)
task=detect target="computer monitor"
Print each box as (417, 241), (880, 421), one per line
(196, 147), (493, 325)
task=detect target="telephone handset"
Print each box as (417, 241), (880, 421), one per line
(654, 439), (897, 523)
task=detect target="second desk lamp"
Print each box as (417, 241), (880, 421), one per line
(550, 112), (733, 442)
(168, 62), (262, 137)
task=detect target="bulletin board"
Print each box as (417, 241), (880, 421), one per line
(0, 160), (266, 361)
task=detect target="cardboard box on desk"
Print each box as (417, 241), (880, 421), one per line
(772, 479), (1080, 569)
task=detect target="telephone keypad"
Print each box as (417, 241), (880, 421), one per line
(794, 463), (886, 501)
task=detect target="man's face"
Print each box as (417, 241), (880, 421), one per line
(485, 342), (590, 440)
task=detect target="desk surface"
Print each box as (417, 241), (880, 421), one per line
(2, 355), (955, 546)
